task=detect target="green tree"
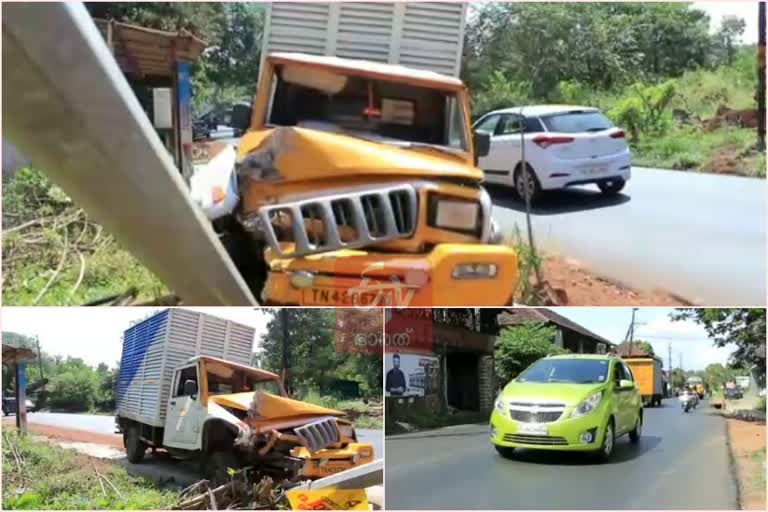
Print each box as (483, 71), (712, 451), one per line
(671, 309), (766, 372)
(494, 323), (566, 386)
(715, 16), (747, 65)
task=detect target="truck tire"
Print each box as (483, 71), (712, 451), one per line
(125, 425), (147, 463)
(204, 451), (240, 487)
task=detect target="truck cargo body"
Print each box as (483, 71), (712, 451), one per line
(624, 357), (664, 407)
(261, 1), (467, 77)
(116, 309), (254, 427)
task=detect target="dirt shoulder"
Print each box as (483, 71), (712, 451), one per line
(2, 418), (124, 449)
(540, 256), (691, 306)
(726, 418), (767, 510)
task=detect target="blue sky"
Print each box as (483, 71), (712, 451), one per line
(553, 308), (733, 371)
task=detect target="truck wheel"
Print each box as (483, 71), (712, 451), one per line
(629, 413), (642, 444)
(494, 445), (516, 459)
(204, 451), (240, 487)
(125, 425), (146, 463)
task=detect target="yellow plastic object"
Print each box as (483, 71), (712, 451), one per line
(286, 489), (368, 510)
(262, 244), (518, 306)
(208, 391), (343, 418)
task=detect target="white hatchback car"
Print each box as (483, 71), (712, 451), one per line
(473, 105), (631, 201)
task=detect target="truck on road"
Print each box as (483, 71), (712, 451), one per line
(115, 309), (373, 484)
(623, 356), (664, 407)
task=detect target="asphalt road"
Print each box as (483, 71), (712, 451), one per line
(489, 167), (766, 306)
(385, 399), (737, 510)
(18, 411), (384, 458)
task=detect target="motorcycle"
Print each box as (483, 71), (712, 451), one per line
(680, 393), (694, 413)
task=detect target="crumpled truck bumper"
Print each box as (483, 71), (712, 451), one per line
(261, 243), (518, 306)
(291, 442), (375, 478)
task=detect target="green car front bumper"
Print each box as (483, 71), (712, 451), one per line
(490, 407), (609, 452)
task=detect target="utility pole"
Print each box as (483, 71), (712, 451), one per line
(668, 343), (673, 393)
(628, 308), (638, 355)
(280, 309), (290, 395)
(758, 1), (766, 150)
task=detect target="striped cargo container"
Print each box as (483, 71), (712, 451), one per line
(116, 309), (255, 427)
(261, 1), (467, 77)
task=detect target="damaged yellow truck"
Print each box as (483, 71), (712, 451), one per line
(199, 53), (518, 306)
(115, 309), (374, 484)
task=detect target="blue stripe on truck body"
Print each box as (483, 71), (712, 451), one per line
(116, 309), (169, 407)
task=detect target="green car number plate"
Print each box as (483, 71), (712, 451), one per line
(517, 423), (548, 435)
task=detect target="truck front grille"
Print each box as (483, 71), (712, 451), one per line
(503, 434), (568, 446)
(295, 418), (341, 453)
(258, 184), (417, 257)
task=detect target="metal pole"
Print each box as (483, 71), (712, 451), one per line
(35, 336), (44, 381)
(15, 362), (27, 432)
(758, 1), (766, 150)
(2, 2), (257, 305)
(628, 308), (637, 356)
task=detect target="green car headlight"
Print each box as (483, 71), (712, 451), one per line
(494, 395), (505, 414)
(571, 391), (603, 419)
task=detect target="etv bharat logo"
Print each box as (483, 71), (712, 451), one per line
(344, 263), (420, 308)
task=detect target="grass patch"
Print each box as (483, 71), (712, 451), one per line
(751, 450), (766, 492)
(631, 126), (761, 176)
(2, 168), (169, 305)
(2, 430), (176, 510)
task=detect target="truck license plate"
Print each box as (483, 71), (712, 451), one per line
(517, 423), (548, 435)
(302, 288), (398, 307)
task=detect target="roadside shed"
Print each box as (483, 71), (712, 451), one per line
(92, 18), (207, 177)
(2, 344), (37, 431)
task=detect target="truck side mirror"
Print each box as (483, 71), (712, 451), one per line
(230, 103), (252, 135)
(473, 131), (491, 164)
(184, 379), (198, 398)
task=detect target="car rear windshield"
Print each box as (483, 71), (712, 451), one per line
(541, 111), (613, 133)
(517, 358), (610, 384)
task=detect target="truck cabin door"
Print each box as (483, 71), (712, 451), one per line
(163, 364), (205, 450)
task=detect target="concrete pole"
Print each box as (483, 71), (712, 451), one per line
(15, 362), (27, 432)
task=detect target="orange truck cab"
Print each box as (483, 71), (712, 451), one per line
(209, 53), (519, 306)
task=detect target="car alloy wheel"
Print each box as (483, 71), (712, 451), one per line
(603, 423), (614, 457)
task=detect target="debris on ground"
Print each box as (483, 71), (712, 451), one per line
(173, 472), (291, 510)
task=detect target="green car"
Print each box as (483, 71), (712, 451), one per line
(490, 354), (643, 461)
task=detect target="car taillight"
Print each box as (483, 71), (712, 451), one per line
(532, 135), (575, 149)
(610, 130), (626, 139)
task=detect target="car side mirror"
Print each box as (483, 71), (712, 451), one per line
(473, 131), (491, 164)
(619, 379), (635, 390)
(183, 379), (198, 398)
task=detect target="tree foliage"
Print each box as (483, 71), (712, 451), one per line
(495, 323), (566, 386)
(256, 309), (382, 397)
(671, 308), (766, 372)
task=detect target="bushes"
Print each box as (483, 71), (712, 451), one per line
(495, 323), (566, 386)
(472, 71), (532, 117)
(607, 81), (677, 141)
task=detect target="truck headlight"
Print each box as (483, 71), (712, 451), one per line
(337, 424), (355, 440)
(570, 391), (603, 419)
(429, 194), (481, 234)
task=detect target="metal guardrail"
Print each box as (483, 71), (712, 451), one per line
(2, 2), (257, 305)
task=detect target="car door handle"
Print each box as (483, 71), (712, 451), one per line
(170, 400), (176, 405)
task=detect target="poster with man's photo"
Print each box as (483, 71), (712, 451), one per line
(385, 353), (439, 397)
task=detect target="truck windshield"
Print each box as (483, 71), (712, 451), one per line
(267, 65), (468, 151)
(517, 359), (610, 384)
(206, 363), (283, 396)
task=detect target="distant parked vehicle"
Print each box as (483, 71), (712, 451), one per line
(2, 395), (35, 415)
(724, 386), (743, 400)
(473, 105), (631, 202)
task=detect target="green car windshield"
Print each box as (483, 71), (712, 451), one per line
(517, 359), (610, 384)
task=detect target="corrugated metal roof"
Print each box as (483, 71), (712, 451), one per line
(498, 309), (615, 346)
